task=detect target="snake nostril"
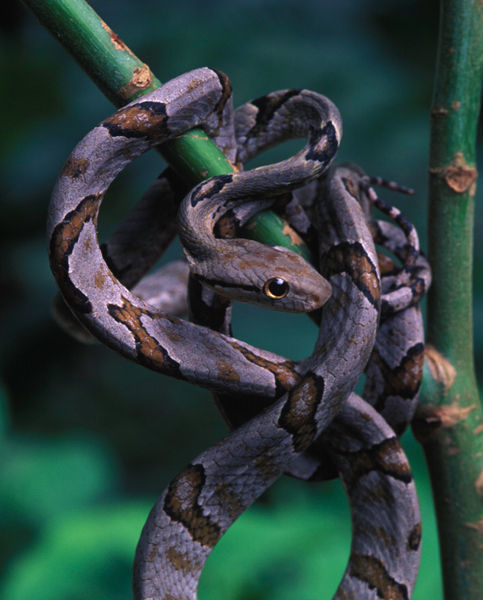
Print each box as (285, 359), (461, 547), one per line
(263, 277), (290, 299)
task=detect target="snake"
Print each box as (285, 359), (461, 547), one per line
(48, 67), (339, 398)
(133, 164), (423, 599)
(207, 168), (430, 453)
(47, 68), (428, 598)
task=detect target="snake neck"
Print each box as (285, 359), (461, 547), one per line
(179, 120), (340, 264)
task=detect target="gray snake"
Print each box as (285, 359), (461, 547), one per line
(47, 68), (430, 599)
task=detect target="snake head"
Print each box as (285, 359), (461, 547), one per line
(192, 241), (332, 313)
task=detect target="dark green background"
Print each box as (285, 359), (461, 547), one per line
(1, 0), (481, 598)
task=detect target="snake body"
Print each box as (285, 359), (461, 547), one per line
(208, 167), (430, 474)
(48, 67), (341, 397)
(48, 68), (429, 599)
(132, 163), (424, 599)
(176, 89), (339, 313)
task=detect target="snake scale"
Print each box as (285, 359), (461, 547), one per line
(48, 68), (430, 599)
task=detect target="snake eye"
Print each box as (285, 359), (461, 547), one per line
(263, 277), (290, 299)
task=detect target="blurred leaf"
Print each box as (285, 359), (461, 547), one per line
(0, 502), (149, 600)
(0, 435), (119, 525)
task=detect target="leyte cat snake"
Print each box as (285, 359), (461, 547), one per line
(48, 68), (431, 599)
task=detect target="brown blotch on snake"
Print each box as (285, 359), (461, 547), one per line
(349, 553), (409, 600)
(102, 101), (169, 138)
(50, 194), (101, 313)
(227, 340), (301, 395)
(337, 436), (413, 492)
(409, 277), (427, 305)
(60, 156), (90, 179)
(305, 122), (339, 164)
(368, 343), (425, 411)
(165, 546), (203, 576)
(107, 297), (181, 377)
(278, 373), (325, 452)
(407, 523), (422, 552)
(323, 241), (380, 310)
(212, 68), (233, 130)
(163, 464), (222, 547)
(189, 174), (234, 208)
(341, 175), (361, 201)
(50, 194), (99, 265)
(246, 89), (301, 139)
(377, 251), (400, 277)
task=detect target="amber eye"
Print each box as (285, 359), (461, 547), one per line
(263, 277), (290, 299)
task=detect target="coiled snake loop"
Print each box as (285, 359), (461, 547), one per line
(48, 68), (430, 599)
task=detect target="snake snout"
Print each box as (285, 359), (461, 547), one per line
(301, 271), (332, 312)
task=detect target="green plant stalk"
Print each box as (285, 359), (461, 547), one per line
(413, 0), (483, 597)
(21, 0), (312, 262)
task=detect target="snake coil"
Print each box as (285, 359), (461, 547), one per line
(48, 68), (430, 599)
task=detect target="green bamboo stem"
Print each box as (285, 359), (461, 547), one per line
(21, 0), (311, 262)
(413, 0), (483, 597)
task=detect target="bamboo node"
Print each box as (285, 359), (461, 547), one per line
(413, 399), (477, 443)
(118, 66), (154, 101)
(425, 344), (456, 390)
(444, 153), (477, 193)
(444, 165), (477, 193)
(437, 402), (476, 428)
(429, 153), (478, 194)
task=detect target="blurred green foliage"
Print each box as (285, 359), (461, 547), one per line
(1, 0), (481, 597)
